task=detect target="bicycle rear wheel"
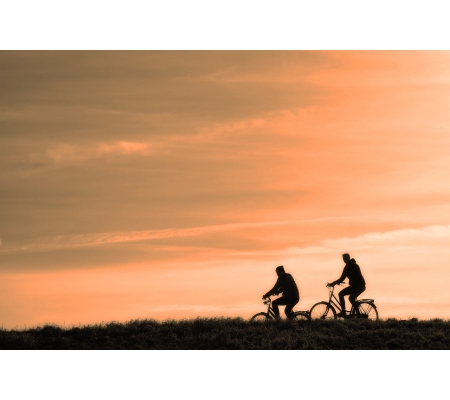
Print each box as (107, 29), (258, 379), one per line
(292, 311), (310, 321)
(351, 301), (378, 321)
(250, 312), (272, 321)
(310, 302), (337, 320)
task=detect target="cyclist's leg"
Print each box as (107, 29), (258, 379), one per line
(349, 285), (366, 314)
(284, 297), (299, 319)
(272, 297), (286, 319)
(338, 286), (353, 315)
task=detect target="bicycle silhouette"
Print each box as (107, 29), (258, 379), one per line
(251, 296), (310, 321)
(309, 283), (378, 320)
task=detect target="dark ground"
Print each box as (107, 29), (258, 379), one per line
(1, 317), (449, 350)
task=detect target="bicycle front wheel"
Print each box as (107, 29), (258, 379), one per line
(351, 301), (378, 321)
(310, 302), (337, 320)
(250, 312), (272, 321)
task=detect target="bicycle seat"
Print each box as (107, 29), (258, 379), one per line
(358, 299), (374, 302)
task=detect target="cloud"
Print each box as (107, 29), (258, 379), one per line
(46, 141), (151, 163)
(0, 222), (261, 252)
(282, 224), (450, 256)
(0, 216), (355, 253)
(98, 141), (149, 155)
(4, 220), (450, 257)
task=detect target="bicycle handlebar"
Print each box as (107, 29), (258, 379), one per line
(326, 282), (344, 287)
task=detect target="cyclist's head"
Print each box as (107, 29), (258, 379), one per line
(275, 265), (285, 276)
(342, 253), (351, 263)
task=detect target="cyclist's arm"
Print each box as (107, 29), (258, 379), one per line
(264, 278), (282, 298)
(330, 270), (346, 286)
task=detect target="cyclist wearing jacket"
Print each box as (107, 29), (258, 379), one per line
(263, 265), (300, 319)
(328, 253), (366, 318)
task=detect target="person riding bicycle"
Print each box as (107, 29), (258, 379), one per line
(327, 253), (366, 318)
(263, 266), (299, 319)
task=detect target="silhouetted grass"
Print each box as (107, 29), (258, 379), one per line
(1, 317), (450, 349)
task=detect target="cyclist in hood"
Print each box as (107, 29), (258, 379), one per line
(263, 265), (300, 319)
(327, 253), (366, 318)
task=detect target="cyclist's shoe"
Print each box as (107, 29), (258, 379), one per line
(336, 312), (347, 318)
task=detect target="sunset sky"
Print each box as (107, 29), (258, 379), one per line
(1, 51), (450, 328)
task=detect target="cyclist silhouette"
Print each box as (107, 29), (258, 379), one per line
(327, 253), (366, 318)
(263, 266), (299, 319)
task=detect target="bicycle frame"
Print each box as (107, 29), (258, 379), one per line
(263, 298), (278, 319)
(326, 285), (345, 314)
(262, 297), (310, 320)
(326, 285), (375, 315)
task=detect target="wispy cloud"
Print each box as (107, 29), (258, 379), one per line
(0, 218), (324, 251)
(97, 141), (149, 155)
(4, 221), (450, 256)
(46, 141), (151, 163)
(281, 224), (450, 256)
(1, 216), (360, 253)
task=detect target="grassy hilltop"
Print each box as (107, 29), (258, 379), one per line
(1, 318), (449, 350)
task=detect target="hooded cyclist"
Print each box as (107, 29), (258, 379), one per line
(263, 265), (300, 319)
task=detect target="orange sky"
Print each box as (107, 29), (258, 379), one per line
(1, 51), (450, 328)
